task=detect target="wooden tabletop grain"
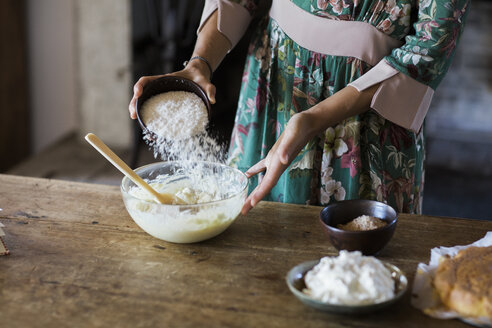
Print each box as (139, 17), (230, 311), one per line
(0, 174), (491, 328)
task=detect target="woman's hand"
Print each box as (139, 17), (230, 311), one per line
(128, 9), (231, 119)
(128, 61), (216, 120)
(241, 111), (321, 215)
(240, 84), (380, 215)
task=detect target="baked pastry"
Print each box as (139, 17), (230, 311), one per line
(434, 246), (492, 319)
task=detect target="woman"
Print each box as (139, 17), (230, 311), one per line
(129, 0), (469, 215)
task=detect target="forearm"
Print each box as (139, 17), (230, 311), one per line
(302, 84), (380, 136)
(188, 11), (231, 79)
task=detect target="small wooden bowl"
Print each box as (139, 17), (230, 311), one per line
(319, 200), (397, 255)
(135, 76), (211, 140)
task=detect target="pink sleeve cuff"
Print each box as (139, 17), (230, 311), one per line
(198, 0), (252, 51)
(349, 60), (434, 133)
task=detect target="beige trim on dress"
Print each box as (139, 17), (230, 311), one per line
(349, 60), (434, 132)
(198, 0), (433, 132)
(269, 0), (402, 66)
(198, 0), (252, 51)
(269, 0), (432, 132)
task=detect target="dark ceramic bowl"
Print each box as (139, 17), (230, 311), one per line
(135, 76), (211, 140)
(320, 200), (397, 255)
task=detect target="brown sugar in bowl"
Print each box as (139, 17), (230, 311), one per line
(319, 200), (397, 255)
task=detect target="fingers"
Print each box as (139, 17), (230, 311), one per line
(133, 76), (147, 95)
(205, 83), (216, 104)
(249, 160), (285, 207)
(241, 160), (266, 214)
(241, 184), (260, 215)
(191, 76), (216, 105)
(246, 136), (292, 208)
(129, 97), (137, 119)
(245, 159), (266, 178)
(186, 67), (216, 104)
(242, 158), (288, 215)
(129, 76), (154, 120)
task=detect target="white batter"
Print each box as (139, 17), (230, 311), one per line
(129, 181), (220, 205)
(123, 173), (245, 243)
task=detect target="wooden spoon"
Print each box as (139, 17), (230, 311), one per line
(85, 133), (184, 205)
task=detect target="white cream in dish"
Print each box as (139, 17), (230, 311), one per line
(304, 251), (395, 305)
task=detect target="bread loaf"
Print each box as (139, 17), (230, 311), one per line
(434, 246), (492, 319)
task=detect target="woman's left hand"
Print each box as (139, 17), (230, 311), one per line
(241, 111), (319, 215)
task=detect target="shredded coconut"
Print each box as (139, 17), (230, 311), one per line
(141, 90), (226, 166)
(337, 215), (387, 231)
(141, 91), (208, 140)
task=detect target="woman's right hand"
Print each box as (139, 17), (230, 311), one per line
(128, 61), (216, 119)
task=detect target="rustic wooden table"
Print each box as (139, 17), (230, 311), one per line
(0, 174), (491, 328)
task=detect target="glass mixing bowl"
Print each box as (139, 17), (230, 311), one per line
(121, 161), (248, 243)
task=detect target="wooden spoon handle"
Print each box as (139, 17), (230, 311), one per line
(85, 133), (170, 204)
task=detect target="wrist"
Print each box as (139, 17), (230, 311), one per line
(184, 56), (213, 80)
(302, 85), (373, 134)
(298, 110), (327, 137)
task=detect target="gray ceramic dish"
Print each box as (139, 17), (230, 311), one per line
(286, 260), (408, 314)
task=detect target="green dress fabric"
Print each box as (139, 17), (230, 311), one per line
(226, 0), (470, 213)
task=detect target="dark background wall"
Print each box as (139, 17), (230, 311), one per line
(0, 0), (29, 172)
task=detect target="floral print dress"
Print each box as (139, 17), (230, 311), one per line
(225, 0), (469, 214)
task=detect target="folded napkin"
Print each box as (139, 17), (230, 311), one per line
(0, 222), (9, 256)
